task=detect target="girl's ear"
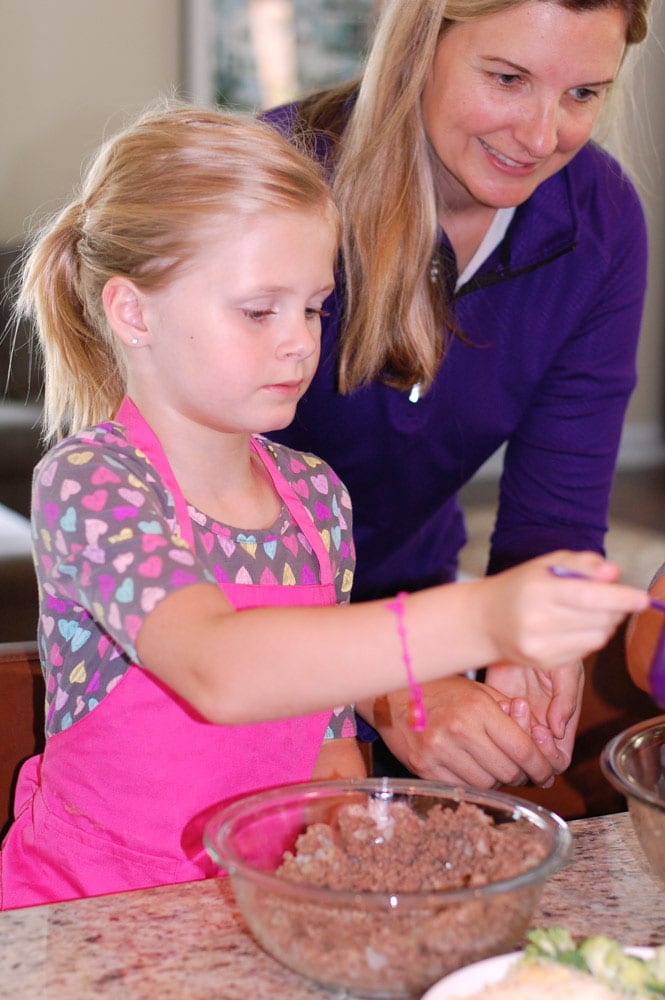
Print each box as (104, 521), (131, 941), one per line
(102, 276), (149, 347)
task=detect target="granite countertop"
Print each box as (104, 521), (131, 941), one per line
(0, 811), (663, 999)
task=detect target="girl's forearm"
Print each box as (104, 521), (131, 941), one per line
(135, 580), (495, 724)
(135, 553), (649, 726)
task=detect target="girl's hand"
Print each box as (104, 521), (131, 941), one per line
(477, 551), (650, 671)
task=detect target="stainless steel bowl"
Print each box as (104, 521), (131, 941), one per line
(601, 714), (665, 884)
(204, 779), (572, 999)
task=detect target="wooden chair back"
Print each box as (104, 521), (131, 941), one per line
(0, 641), (44, 839)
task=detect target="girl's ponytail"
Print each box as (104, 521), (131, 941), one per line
(18, 200), (124, 443)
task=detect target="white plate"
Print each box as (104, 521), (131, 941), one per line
(422, 947), (655, 999)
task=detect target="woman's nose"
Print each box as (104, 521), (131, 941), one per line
(515, 99), (560, 158)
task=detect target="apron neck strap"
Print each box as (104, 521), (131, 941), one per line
(114, 397), (195, 549)
(114, 398), (335, 587)
(250, 437), (335, 587)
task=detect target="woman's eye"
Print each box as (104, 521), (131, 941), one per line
(570, 86), (597, 103)
(495, 72), (522, 87)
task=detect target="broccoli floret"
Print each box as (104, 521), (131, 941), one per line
(524, 927), (586, 969)
(645, 946), (665, 996)
(580, 936), (634, 975)
(580, 937), (652, 995)
(524, 931), (665, 999)
(526, 927), (576, 956)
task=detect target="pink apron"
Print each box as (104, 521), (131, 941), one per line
(1, 398), (337, 909)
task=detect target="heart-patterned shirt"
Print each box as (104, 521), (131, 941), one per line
(31, 422), (356, 738)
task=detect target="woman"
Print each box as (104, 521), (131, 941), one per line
(266, 0), (651, 788)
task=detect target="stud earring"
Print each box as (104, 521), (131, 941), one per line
(130, 337), (139, 346)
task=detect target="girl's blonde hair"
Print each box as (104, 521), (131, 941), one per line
(297, 0), (652, 394)
(17, 103), (340, 442)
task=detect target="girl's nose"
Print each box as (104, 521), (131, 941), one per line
(515, 99), (559, 158)
(277, 318), (318, 360)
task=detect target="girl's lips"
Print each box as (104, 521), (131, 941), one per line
(263, 380), (303, 396)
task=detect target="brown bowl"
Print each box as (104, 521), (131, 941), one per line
(204, 779), (572, 999)
(601, 714), (665, 884)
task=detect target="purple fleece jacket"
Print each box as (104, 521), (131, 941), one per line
(266, 104), (648, 603)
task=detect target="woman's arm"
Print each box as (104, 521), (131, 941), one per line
(487, 162), (648, 575)
(626, 570), (665, 692)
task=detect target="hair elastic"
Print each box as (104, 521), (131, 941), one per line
(385, 591), (427, 732)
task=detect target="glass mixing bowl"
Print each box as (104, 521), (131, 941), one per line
(602, 714), (665, 885)
(204, 779), (572, 999)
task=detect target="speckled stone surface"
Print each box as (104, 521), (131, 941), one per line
(535, 810), (665, 945)
(0, 812), (662, 999)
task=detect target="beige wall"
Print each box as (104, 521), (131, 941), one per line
(0, 0), (181, 242)
(1, 0), (663, 458)
(622, 23), (665, 448)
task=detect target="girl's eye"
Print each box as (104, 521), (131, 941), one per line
(243, 308), (276, 321)
(306, 307), (330, 320)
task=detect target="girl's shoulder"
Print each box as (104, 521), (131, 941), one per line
(254, 436), (352, 506)
(33, 421), (162, 494)
(37, 420), (130, 460)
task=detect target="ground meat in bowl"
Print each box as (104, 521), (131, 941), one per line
(235, 794), (555, 998)
(276, 799), (548, 892)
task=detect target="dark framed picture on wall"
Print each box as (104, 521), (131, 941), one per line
(184, 0), (383, 111)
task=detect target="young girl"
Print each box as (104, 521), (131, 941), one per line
(0, 103), (649, 911)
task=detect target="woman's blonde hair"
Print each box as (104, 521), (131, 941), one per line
(17, 103), (340, 442)
(297, 0), (651, 394)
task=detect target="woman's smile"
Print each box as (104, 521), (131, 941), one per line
(477, 137), (538, 173)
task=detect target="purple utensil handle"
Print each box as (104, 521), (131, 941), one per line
(548, 565), (665, 614)
(649, 621), (665, 708)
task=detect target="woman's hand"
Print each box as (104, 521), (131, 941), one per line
(486, 658), (585, 775)
(357, 674), (565, 788)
